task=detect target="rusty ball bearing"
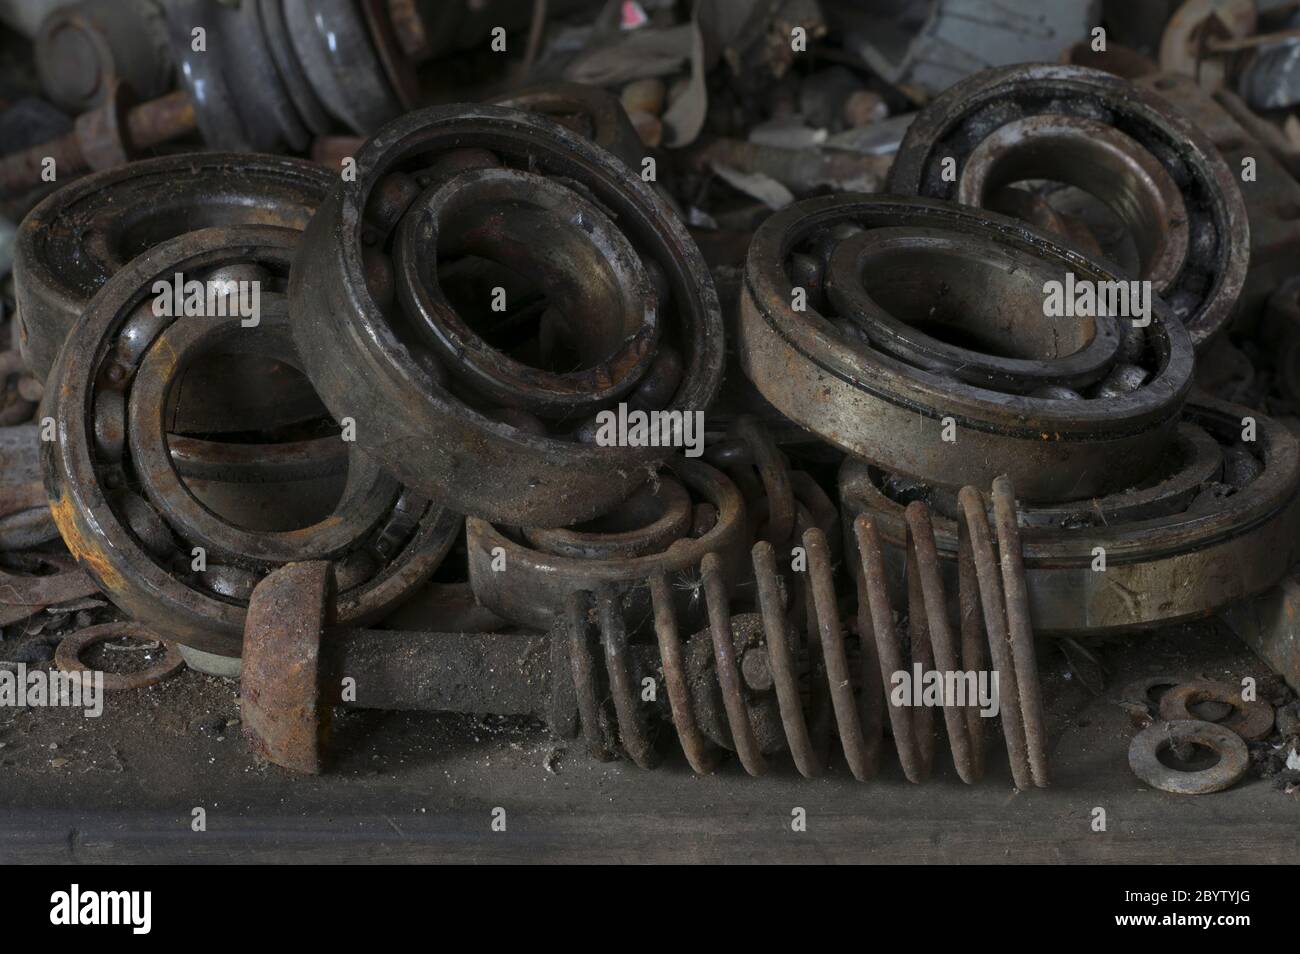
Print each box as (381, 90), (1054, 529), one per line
(41, 226), (461, 656)
(888, 63), (1250, 351)
(289, 105), (725, 528)
(740, 194), (1195, 502)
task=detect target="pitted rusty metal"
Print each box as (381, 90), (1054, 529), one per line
(740, 195), (1194, 502)
(840, 398), (1300, 635)
(467, 460), (750, 632)
(889, 64), (1250, 351)
(40, 226), (461, 656)
(289, 105), (725, 527)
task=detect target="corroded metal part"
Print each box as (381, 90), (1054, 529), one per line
(241, 561), (333, 774)
(889, 64), (1249, 350)
(841, 398), (1300, 635)
(290, 105), (724, 527)
(41, 226), (461, 656)
(466, 460), (749, 631)
(1158, 680), (1274, 741)
(740, 194), (1194, 502)
(1129, 719), (1249, 794)
(54, 621), (184, 692)
(13, 153), (330, 380)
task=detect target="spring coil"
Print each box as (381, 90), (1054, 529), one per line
(564, 467), (1050, 788)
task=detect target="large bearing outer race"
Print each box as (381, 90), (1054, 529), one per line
(839, 397), (1300, 636)
(740, 194), (1195, 502)
(13, 153), (331, 380)
(289, 105), (725, 528)
(41, 226), (461, 656)
(465, 460), (749, 631)
(887, 63), (1249, 351)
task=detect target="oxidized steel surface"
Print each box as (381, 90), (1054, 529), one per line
(54, 621), (184, 692)
(290, 105), (724, 527)
(41, 226), (460, 656)
(467, 460), (748, 630)
(840, 398), (1300, 635)
(13, 153), (331, 379)
(1129, 719), (1249, 794)
(740, 194), (1194, 502)
(889, 64), (1249, 350)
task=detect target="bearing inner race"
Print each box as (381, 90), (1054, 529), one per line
(127, 301), (399, 563)
(396, 166), (659, 418)
(825, 225), (1124, 393)
(956, 115), (1190, 292)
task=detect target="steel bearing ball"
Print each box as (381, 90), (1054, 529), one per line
(888, 64), (1249, 350)
(289, 105), (724, 527)
(41, 226), (461, 656)
(739, 194), (1195, 502)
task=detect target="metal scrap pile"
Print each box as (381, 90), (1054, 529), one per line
(1, 0), (1298, 796)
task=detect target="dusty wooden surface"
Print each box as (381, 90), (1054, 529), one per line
(1, 619), (1296, 863)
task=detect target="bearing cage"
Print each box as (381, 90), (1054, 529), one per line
(42, 226), (460, 655)
(889, 64), (1249, 349)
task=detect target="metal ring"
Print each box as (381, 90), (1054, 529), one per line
(889, 64), (1249, 350)
(840, 397), (1300, 635)
(289, 105), (724, 527)
(55, 622), (185, 691)
(467, 460), (748, 631)
(13, 152), (329, 380)
(1159, 680), (1275, 741)
(42, 225), (461, 656)
(394, 165), (659, 418)
(825, 225), (1125, 394)
(741, 194), (1194, 501)
(1129, 719), (1249, 794)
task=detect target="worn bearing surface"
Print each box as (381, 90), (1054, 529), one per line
(14, 152), (331, 380)
(467, 460), (749, 631)
(1129, 719), (1249, 794)
(840, 397), (1300, 635)
(888, 64), (1249, 350)
(42, 226), (461, 657)
(741, 194), (1194, 501)
(290, 105), (724, 527)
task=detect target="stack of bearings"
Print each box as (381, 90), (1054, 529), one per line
(17, 97), (727, 677)
(10, 63), (1298, 785)
(739, 65), (1300, 638)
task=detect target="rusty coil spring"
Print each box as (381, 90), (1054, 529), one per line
(563, 472), (1049, 788)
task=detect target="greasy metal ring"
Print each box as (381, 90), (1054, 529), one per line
(13, 152), (331, 380)
(42, 226), (461, 657)
(825, 226), (1126, 394)
(55, 622), (185, 692)
(870, 422), (1223, 530)
(290, 105), (724, 527)
(523, 476), (693, 559)
(1159, 680), (1275, 741)
(466, 460), (749, 631)
(888, 63), (1249, 350)
(1128, 719), (1249, 794)
(839, 396), (1300, 635)
(740, 194), (1194, 501)
(395, 165), (660, 418)
(126, 299), (400, 563)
